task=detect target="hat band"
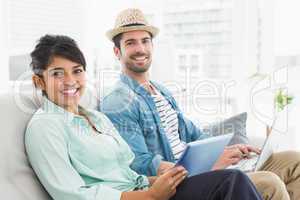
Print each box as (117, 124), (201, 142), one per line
(121, 23), (147, 28)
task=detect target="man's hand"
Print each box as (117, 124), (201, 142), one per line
(157, 161), (175, 176)
(212, 144), (261, 170)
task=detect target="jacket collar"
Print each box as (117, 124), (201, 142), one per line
(120, 74), (150, 96)
(120, 74), (172, 99)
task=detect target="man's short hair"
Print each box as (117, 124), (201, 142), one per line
(112, 24), (153, 49)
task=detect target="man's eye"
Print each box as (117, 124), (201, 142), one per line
(74, 69), (83, 74)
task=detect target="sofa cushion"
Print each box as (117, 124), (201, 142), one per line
(202, 112), (249, 145)
(0, 90), (51, 199)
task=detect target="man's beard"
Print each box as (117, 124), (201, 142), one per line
(125, 62), (151, 73)
(125, 54), (152, 73)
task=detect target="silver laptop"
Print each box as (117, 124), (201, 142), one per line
(227, 133), (274, 172)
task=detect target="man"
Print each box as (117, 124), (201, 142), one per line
(100, 8), (300, 200)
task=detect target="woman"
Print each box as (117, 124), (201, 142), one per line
(25, 34), (262, 200)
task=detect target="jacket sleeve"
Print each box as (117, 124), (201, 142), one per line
(25, 118), (122, 200)
(100, 96), (162, 176)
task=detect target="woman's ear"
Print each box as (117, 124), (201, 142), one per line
(32, 75), (45, 91)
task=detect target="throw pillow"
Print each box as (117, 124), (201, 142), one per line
(202, 112), (249, 145)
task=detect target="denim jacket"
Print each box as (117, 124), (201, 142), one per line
(100, 74), (207, 176)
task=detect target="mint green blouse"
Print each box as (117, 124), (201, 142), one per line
(25, 98), (149, 200)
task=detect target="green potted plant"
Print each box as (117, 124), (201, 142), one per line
(267, 89), (293, 136)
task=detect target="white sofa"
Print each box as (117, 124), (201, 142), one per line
(0, 81), (266, 199)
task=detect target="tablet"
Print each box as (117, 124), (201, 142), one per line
(176, 134), (233, 177)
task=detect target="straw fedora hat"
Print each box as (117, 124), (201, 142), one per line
(106, 8), (159, 41)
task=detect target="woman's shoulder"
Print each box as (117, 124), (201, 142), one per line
(25, 108), (70, 164)
(27, 108), (64, 126)
(26, 108), (68, 140)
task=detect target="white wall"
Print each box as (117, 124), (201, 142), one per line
(9, 0), (86, 56)
(232, 0), (259, 79)
(0, 0), (9, 91)
(274, 0), (300, 56)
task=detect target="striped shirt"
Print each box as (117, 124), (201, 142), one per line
(151, 89), (187, 160)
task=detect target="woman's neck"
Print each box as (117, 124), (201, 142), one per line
(63, 105), (79, 115)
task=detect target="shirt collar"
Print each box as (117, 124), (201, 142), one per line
(41, 97), (89, 124)
(41, 98), (106, 136)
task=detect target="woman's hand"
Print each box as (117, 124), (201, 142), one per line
(147, 176), (158, 186)
(148, 166), (188, 200)
(157, 161), (175, 176)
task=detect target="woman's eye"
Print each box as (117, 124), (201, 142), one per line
(51, 71), (64, 77)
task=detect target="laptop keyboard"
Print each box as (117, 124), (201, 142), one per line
(227, 155), (259, 172)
